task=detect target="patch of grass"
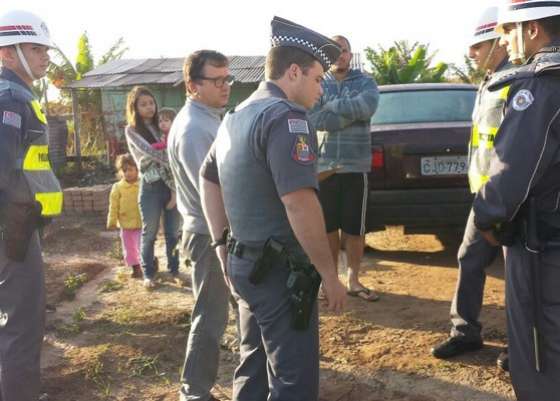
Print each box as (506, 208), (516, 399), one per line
(73, 307), (86, 323)
(98, 279), (124, 293)
(111, 306), (143, 325)
(56, 307), (87, 337)
(56, 322), (81, 337)
(63, 273), (88, 300)
(128, 354), (160, 377)
(83, 345), (112, 398)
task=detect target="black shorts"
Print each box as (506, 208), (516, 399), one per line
(319, 173), (368, 236)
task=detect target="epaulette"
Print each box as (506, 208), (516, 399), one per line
(488, 49), (560, 91)
(488, 64), (534, 91)
(533, 51), (560, 76)
(0, 79), (34, 104)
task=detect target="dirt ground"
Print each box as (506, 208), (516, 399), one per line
(39, 215), (514, 401)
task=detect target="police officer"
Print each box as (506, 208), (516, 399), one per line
(472, 1), (560, 400)
(0, 10), (63, 401)
(199, 16), (347, 401)
(432, 6), (512, 369)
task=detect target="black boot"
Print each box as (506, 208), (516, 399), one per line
(431, 336), (483, 359)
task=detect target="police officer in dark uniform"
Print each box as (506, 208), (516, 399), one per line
(432, 6), (512, 369)
(199, 16), (347, 401)
(0, 10), (63, 401)
(472, 2), (560, 400)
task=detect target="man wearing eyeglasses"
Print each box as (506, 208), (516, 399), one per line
(167, 50), (233, 401)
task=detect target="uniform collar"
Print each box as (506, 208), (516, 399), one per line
(259, 81), (288, 99)
(527, 39), (560, 64)
(0, 67), (32, 91)
(495, 58), (510, 73)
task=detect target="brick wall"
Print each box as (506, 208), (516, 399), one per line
(63, 184), (111, 216)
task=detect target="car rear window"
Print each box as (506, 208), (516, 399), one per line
(371, 90), (476, 125)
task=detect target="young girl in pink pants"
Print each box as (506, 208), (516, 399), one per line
(107, 154), (142, 278)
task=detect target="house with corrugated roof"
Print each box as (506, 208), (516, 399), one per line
(66, 54), (364, 159)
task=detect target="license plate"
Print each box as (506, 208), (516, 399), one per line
(421, 155), (468, 176)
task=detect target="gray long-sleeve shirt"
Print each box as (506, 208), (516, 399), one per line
(167, 98), (223, 234)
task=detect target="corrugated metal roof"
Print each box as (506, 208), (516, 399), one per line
(66, 54), (365, 89)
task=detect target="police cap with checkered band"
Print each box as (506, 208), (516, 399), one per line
(270, 16), (342, 71)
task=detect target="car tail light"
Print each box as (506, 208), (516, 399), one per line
(371, 147), (384, 170)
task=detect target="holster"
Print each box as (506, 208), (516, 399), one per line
(248, 237), (285, 285)
(492, 219), (520, 246)
(286, 262), (321, 331)
(1, 201), (42, 262)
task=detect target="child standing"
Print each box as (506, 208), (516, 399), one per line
(107, 154), (142, 278)
(124, 86), (182, 289)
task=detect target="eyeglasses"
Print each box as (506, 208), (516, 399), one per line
(194, 74), (235, 88)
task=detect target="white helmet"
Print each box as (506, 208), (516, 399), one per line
(496, 0), (560, 33)
(0, 10), (54, 48)
(496, 0), (560, 64)
(469, 6), (500, 47)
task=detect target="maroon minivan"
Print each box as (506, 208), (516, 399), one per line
(367, 83), (477, 236)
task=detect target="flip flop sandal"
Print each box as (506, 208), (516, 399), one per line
(347, 288), (380, 302)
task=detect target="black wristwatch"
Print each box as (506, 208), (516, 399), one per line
(210, 227), (229, 249)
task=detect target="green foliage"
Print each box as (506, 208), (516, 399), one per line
(98, 37), (128, 66)
(76, 32), (95, 79)
(449, 55), (486, 84)
(63, 272), (88, 299)
(365, 40), (448, 84)
(46, 32), (128, 155)
(128, 355), (160, 377)
(98, 280), (124, 294)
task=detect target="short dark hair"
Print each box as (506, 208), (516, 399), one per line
(183, 50), (229, 94)
(537, 15), (560, 37)
(332, 35), (351, 51)
(265, 46), (318, 80)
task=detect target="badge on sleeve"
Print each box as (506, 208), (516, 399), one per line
(2, 111), (22, 129)
(288, 119), (310, 134)
(512, 89), (534, 111)
(291, 135), (316, 165)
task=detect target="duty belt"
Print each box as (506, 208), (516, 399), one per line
(226, 237), (263, 261)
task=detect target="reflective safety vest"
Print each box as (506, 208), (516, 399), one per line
(0, 78), (63, 216)
(468, 82), (510, 193)
(21, 99), (63, 216)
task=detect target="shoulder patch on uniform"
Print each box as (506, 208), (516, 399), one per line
(2, 110), (21, 129)
(291, 134), (316, 165)
(512, 89), (534, 111)
(288, 118), (309, 134)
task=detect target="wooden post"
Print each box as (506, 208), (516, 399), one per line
(71, 89), (82, 170)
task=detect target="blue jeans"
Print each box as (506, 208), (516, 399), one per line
(139, 179), (181, 278)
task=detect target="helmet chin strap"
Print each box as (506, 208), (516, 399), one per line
(481, 38), (499, 72)
(510, 22), (527, 65)
(15, 44), (38, 81)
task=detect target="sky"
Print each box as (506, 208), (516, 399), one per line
(6, 0), (498, 71)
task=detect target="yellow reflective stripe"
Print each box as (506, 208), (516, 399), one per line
(469, 174), (490, 193)
(30, 100), (47, 124)
(23, 145), (51, 171)
(499, 86), (510, 100)
(35, 192), (63, 216)
(471, 125), (479, 147)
